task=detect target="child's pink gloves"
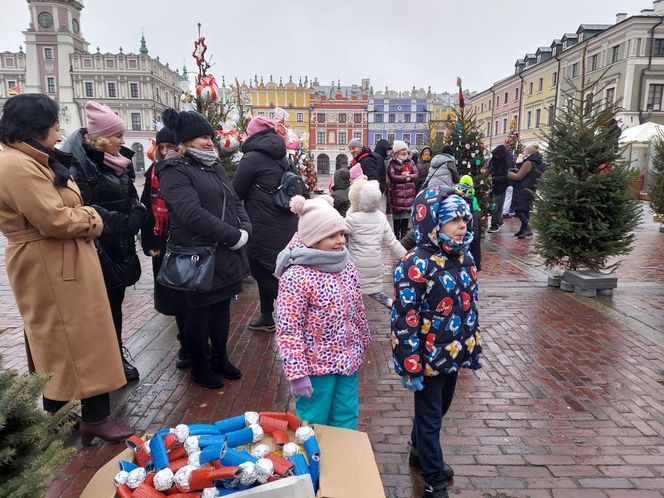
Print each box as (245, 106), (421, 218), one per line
(401, 376), (424, 392)
(290, 376), (314, 398)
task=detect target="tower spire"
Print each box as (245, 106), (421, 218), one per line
(139, 29), (148, 56)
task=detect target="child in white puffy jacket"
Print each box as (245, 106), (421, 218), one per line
(345, 179), (406, 306)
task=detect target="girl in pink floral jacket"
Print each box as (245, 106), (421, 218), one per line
(275, 195), (371, 429)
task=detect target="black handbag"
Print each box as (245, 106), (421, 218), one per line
(156, 188), (226, 293)
(95, 240), (141, 290)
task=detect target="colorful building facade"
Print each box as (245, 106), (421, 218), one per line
(367, 88), (431, 149)
(249, 75), (311, 136)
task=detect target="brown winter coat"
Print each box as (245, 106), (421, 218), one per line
(0, 142), (126, 400)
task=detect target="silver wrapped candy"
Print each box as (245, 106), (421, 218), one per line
(113, 470), (129, 486)
(238, 461), (258, 485)
(126, 467), (146, 489)
(153, 468), (175, 491)
(184, 435), (200, 455)
(250, 423), (264, 443)
(174, 465), (196, 492)
(255, 458), (274, 484)
(201, 488), (219, 498)
(173, 423), (190, 443)
(282, 442), (299, 458)
(188, 450), (201, 468)
(244, 411), (259, 427)
(295, 426), (315, 444)
(251, 444), (271, 459)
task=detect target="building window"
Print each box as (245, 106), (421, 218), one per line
(388, 113), (395, 123)
(648, 84), (663, 111)
(269, 112), (275, 119)
(538, 78), (543, 92)
(46, 77), (56, 94)
(527, 111), (532, 129)
(387, 133), (395, 142)
(535, 109), (541, 127)
(416, 113), (425, 122)
(43, 47), (54, 60)
(375, 113), (383, 123)
(548, 105), (555, 126)
(130, 82), (139, 98)
(296, 113), (304, 122)
(402, 133), (411, 144)
(258, 111), (264, 116)
(374, 133), (383, 144)
(552, 72), (558, 87)
(338, 113), (346, 123)
(338, 131), (347, 145)
(496, 95), (500, 106)
(605, 87), (615, 106)
(590, 54), (599, 71)
(404, 113), (411, 123)
(654, 39), (664, 57)
(107, 82), (117, 98)
(515, 88), (519, 100)
(353, 113), (361, 124)
(7, 80), (16, 90)
(481, 103), (484, 112)
(415, 133), (424, 145)
(131, 112), (141, 131)
(84, 81), (93, 98)
(611, 45), (620, 64)
(494, 120), (499, 133)
(528, 82), (533, 95)
(487, 121), (492, 136)
(571, 63), (579, 78)
(353, 132), (362, 140)
(317, 131), (325, 144)
(317, 113), (325, 123)
(503, 118), (507, 134)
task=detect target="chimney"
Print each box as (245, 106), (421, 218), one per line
(655, 0), (664, 15)
(616, 12), (627, 23)
(641, 8), (654, 15)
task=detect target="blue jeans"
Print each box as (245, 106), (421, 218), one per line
(295, 373), (359, 429)
(516, 210), (531, 232)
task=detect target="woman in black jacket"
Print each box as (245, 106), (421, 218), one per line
(487, 144), (512, 233)
(140, 126), (190, 368)
(158, 109), (252, 389)
(63, 102), (146, 382)
(232, 116), (297, 332)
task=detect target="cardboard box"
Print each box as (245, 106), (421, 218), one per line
(80, 424), (385, 498)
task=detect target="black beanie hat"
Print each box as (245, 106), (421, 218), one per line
(156, 126), (178, 145)
(162, 108), (215, 144)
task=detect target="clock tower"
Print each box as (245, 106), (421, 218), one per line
(23, 0), (89, 132)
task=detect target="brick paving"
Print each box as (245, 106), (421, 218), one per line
(1, 200), (664, 497)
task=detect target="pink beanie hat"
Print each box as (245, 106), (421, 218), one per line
(85, 102), (125, 139)
(349, 164), (367, 182)
(247, 115), (277, 137)
(290, 195), (347, 247)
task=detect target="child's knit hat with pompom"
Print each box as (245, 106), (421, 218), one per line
(290, 195), (347, 247)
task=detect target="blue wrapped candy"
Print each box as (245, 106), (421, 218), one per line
(149, 433), (169, 471)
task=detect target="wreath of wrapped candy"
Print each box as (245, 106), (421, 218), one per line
(113, 411), (320, 497)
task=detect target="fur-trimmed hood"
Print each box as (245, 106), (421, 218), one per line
(349, 179), (381, 213)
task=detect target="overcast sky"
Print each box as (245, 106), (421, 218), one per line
(0, 0), (653, 93)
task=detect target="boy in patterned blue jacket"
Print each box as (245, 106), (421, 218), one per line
(391, 185), (482, 498)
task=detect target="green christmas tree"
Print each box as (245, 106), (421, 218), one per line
(504, 117), (524, 156)
(532, 68), (640, 272)
(445, 79), (491, 217)
(648, 133), (664, 221)
(0, 361), (76, 498)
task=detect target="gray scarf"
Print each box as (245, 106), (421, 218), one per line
(187, 148), (219, 166)
(274, 246), (350, 278)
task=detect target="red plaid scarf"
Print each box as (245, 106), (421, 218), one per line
(150, 166), (169, 236)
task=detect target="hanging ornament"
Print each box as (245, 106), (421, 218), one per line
(146, 137), (156, 162)
(216, 119), (241, 153)
(471, 152), (476, 158)
(192, 36), (208, 67)
(196, 74), (219, 103)
(475, 159), (481, 166)
(464, 143), (471, 150)
(462, 160), (467, 165)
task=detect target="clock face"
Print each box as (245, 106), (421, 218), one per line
(72, 18), (80, 33)
(38, 11), (53, 29)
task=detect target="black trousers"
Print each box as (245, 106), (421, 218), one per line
(393, 218), (409, 240)
(185, 298), (231, 371)
(106, 286), (127, 347)
(411, 372), (458, 485)
(249, 258), (278, 315)
(490, 191), (507, 229)
(43, 393), (110, 423)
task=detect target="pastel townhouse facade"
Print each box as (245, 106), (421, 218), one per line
(519, 46), (560, 145)
(249, 75), (312, 137)
(429, 91), (456, 143)
(467, 88), (494, 140)
(0, 0), (184, 171)
(367, 87), (431, 149)
(489, 74), (522, 148)
(309, 79), (370, 174)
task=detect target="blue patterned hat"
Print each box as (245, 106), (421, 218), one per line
(439, 194), (472, 226)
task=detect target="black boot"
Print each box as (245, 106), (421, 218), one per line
(408, 442), (454, 480)
(176, 346), (191, 368)
(247, 313), (275, 332)
(121, 346), (139, 381)
(211, 349), (242, 380)
(423, 482), (449, 498)
(191, 363), (224, 389)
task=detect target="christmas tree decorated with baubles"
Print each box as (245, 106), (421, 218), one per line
(504, 117), (524, 156)
(445, 77), (491, 217)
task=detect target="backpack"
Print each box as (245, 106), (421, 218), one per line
(257, 159), (307, 210)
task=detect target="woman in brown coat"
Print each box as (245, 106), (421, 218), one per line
(0, 94), (133, 444)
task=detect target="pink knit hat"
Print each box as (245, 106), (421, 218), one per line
(85, 102), (125, 139)
(289, 195), (347, 247)
(247, 115), (277, 137)
(349, 164), (367, 182)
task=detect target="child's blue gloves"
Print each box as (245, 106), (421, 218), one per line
(401, 376), (424, 392)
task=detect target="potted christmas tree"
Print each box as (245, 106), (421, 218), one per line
(648, 133), (664, 233)
(532, 69), (640, 296)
